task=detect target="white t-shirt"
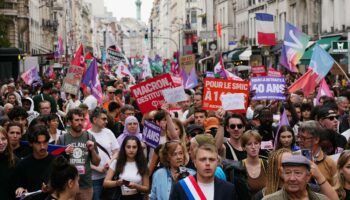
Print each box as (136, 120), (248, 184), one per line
(198, 181), (214, 200)
(83, 95), (98, 111)
(89, 128), (120, 180)
(110, 160), (142, 195)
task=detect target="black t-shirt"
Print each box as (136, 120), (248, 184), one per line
(224, 141), (247, 161)
(0, 155), (19, 200)
(13, 154), (55, 200)
(14, 145), (32, 160)
(345, 189), (350, 200)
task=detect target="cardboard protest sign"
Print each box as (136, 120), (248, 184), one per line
(143, 120), (161, 148)
(62, 65), (84, 95)
(130, 73), (175, 113)
(203, 78), (250, 112)
(252, 65), (267, 77)
(180, 54), (195, 74)
(267, 68), (283, 77)
(162, 86), (187, 104)
(251, 76), (286, 100)
(221, 93), (246, 111)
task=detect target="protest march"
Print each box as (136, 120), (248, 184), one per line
(2, 8), (350, 200)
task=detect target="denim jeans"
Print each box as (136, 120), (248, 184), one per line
(93, 178), (104, 200)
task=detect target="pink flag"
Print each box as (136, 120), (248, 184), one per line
(316, 79), (333, 105)
(21, 67), (40, 85)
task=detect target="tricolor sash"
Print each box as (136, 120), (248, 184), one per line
(179, 175), (207, 200)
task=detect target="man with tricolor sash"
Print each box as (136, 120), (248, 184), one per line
(169, 143), (236, 200)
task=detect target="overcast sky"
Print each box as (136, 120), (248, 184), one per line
(104, 0), (152, 23)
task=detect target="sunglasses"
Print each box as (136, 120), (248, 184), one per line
(229, 124), (244, 129)
(324, 116), (337, 121)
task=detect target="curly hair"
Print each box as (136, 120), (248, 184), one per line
(159, 141), (187, 168)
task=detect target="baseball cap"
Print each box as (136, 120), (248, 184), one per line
(253, 105), (265, 119)
(282, 155), (310, 170)
(317, 106), (337, 120)
(194, 134), (215, 146)
(203, 117), (220, 131)
(186, 124), (204, 137)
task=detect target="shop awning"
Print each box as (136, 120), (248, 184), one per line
(239, 47), (252, 61)
(228, 47), (246, 61)
(299, 35), (341, 65)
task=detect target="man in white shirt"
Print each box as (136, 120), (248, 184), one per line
(169, 143), (237, 200)
(88, 107), (119, 200)
(83, 87), (98, 111)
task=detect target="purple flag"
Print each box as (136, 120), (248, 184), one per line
(274, 109), (290, 150)
(185, 66), (198, 89)
(82, 58), (103, 104)
(54, 37), (64, 58)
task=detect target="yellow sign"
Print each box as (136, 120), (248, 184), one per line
(180, 54), (195, 74)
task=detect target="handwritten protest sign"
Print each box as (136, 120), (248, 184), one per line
(62, 65), (84, 95)
(130, 73), (175, 113)
(251, 76), (286, 100)
(203, 78), (250, 112)
(143, 120), (161, 148)
(180, 54), (195, 74)
(162, 86), (187, 104)
(221, 93), (246, 111)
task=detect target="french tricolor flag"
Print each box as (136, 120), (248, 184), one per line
(256, 13), (276, 46)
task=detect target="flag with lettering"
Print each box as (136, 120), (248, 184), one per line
(82, 58), (103, 104)
(21, 67), (41, 85)
(280, 23), (310, 72)
(256, 13), (276, 45)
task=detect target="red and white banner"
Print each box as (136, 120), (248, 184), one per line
(130, 73), (175, 113)
(267, 68), (283, 77)
(252, 65), (267, 77)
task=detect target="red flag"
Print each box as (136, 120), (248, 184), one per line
(85, 52), (93, 60)
(288, 69), (319, 97)
(71, 44), (85, 68)
(217, 22), (222, 38)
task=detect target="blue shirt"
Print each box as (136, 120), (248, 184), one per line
(150, 167), (195, 200)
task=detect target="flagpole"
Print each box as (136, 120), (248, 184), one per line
(334, 60), (350, 82)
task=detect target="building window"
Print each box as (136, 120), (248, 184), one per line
(191, 10), (197, 24)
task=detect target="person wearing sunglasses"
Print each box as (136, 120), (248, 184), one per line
(298, 120), (337, 186)
(317, 106), (347, 154)
(223, 113), (247, 161)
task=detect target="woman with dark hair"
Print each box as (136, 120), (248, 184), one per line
(46, 156), (79, 200)
(103, 136), (149, 200)
(0, 126), (19, 199)
(275, 125), (299, 151)
(44, 114), (66, 144)
(301, 102), (313, 122)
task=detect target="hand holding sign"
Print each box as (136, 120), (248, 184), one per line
(220, 93), (246, 111)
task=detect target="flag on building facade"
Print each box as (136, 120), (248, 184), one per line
(316, 79), (333, 105)
(289, 44), (335, 96)
(54, 36), (64, 58)
(82, 58), (103, 104)
(217, 22), (222, 38)
(256, 13), (276, 45)
(280, 23), (310, 72)
(21, 66), (41, 85)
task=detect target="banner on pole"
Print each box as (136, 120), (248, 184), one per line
(130, 73), (175, 113)
(251, 76), (286, 100)
(107, 47), (127, 63)
(202, 78), (250, 112)
(62, 65), (84, 95)
(143, 120), (161, 149)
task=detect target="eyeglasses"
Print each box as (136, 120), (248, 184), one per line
(229, 124), (244, 129)
(324, 116), (338, 121)
(298, 135), (313, 141)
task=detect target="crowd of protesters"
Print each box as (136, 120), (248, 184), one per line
(2, 72), (350, 200)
